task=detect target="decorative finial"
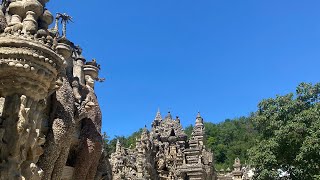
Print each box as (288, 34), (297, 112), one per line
(195, 112), (203, 125)
(197, 112), (201, 118)
(116, 139), (121, 152)
(57, 12), (73, 38)
(176, 116), (180, 123)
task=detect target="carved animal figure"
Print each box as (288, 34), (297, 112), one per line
(37, 73), (75, 180)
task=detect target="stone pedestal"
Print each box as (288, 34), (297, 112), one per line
(0, 35), (64, 179)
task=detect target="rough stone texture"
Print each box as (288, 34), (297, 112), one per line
(94, 151), (113, 180)
(216, 158), (254, 180)
(37, 72), (75, 180)
(0, 1), (107, 179)
(110, 111), (215, 180)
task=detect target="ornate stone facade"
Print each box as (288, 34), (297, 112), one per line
(110, 111), (215, 180)
(0, 1), (109, 179)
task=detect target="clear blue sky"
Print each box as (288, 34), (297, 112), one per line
(48, 1), (320, 138)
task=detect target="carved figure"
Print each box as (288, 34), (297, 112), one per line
(73, 60), (103, 180)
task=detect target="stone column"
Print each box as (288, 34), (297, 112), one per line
(0, 1), (65, 175)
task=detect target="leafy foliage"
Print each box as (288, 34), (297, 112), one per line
(103, 129), (143, 156)
(185, 116), (258, 170)
(249, 83), (320, 180)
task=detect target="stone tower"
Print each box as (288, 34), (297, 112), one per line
(232, 158), (243, 180)
(0, 1), (108, 179)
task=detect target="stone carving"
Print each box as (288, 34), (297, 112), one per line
(0, 1), (107, 179)
(37, 62), (76, 180)
(71, 59), (104, 180)
(110, 111), (215, 180)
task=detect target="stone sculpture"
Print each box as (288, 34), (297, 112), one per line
(110, 111), (215, 180)
(72, 59), (104, 180)
(0, 1), (106, 179)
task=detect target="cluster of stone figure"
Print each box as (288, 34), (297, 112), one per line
(0, 0), (109, 179)
(110, 111), (215, 180)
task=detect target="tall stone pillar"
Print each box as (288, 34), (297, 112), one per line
(0, 0), (68, 179)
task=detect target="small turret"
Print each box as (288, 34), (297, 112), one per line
(195, 112), (204, 125)
(156, 108), (162, 120)
(116, 139), (121, 153)
(175, 116), (180, 123)
(152, 109), (162, 128)
(141, 125), (149, 141)
(83, 59), (101, 88)
(155, 109), (162, 122)
(165, 111), (172, 121)
(189, 112), (205, 148)
(232, 157), (243, 180)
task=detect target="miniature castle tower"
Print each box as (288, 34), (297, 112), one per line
(232, 158), (243, 180)
(180, 113), (213, 180)
(189, 112), (206, 148)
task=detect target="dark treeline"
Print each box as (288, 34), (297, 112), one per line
(103, 128), (143, 156)
(103, 117), (258, 170)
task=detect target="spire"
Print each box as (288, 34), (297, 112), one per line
(165, 111), (172, 120)
(155, 108), (162, 121)
(195, 112), (203, 125)
(141, 125), (149, 140)
(197, 112), (201, 118)
(143, 125), (148, 133)
(175, 116), (180, 123)
(54, 13), (60, 32)
(116, 139), (121, 153)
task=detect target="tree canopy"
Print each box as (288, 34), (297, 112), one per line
(185, 116), (257, 170)
(249, 83), (320, 179)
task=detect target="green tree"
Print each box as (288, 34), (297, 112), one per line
(105, 129), (143, 155)
(249, 83), (320, 180)
(184, 125), (193, 139)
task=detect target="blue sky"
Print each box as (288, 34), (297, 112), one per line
(48, 1), (320, 138)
